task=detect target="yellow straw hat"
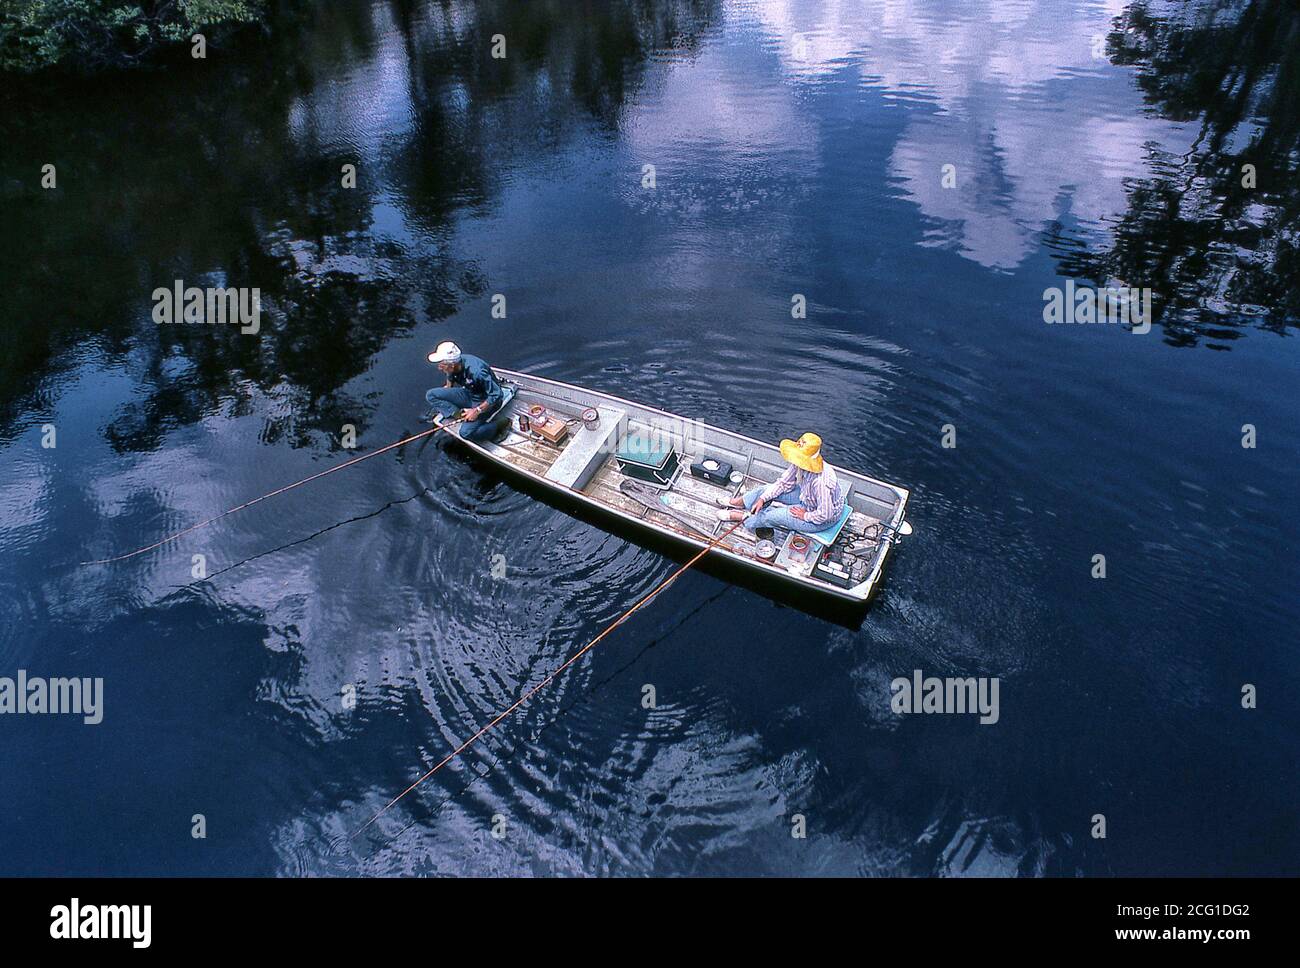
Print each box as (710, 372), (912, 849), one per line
(780, 433), (824, 473)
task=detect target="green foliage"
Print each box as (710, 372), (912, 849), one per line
(0, 0), (263, 73)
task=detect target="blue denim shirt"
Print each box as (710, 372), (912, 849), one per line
(447, 354), (504, 411)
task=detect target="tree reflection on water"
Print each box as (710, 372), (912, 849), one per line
(0, 0), (721, 451)
(1057, 0), (1299, 347)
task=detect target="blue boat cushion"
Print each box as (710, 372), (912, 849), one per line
(807, 502), (853, 547)
(484, 384), (517, 421)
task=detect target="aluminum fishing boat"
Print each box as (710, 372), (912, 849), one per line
(446, 369), (912, 608)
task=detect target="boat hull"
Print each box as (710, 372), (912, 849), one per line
(440, 368), (911, 614)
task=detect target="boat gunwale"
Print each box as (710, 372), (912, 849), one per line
(495, 368), (911, 503)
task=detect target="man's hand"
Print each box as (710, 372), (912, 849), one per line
(790, 506), (806, 520)
(462, 405), (483, 421)
(750, 499), (766, 517)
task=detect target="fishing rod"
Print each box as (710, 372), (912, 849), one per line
(81, 416), (466, 566)
(353, 521), (744, 839)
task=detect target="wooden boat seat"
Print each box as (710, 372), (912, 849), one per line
(544, 406), (627, 490)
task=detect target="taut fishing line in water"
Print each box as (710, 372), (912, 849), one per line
(80, 418), (466, 566)
(352, 585), (733, 860)
(353, 522), (742, 839)
(168, 485), (435, 589)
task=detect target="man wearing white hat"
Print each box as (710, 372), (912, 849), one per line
(425, 341), (507, 441)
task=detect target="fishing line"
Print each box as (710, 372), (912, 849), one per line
(351, 584), (734, 861)
(167, 485), (435, 589)
(353, 522), (743, 839)
(80, 417), (466, 566)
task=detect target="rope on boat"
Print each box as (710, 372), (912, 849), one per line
(80, 417), (466, 566)
(354, 521), (743, 839)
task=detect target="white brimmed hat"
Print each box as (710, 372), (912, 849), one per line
(427, 340), (462, 364)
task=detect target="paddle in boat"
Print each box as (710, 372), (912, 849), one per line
(435, 367), (913, 609)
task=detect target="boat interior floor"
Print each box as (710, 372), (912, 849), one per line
(481, 388), (895, 584)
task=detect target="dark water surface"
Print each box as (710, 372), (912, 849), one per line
(1, 0), (1297, 875)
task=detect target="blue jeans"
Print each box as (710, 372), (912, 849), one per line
(742, 486), (821, 533)
(425, 386), (501, 442)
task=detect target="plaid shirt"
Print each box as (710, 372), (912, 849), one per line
(760, 463), (845, 526)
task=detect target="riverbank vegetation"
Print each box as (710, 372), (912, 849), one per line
(0, 0), (264, 73)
